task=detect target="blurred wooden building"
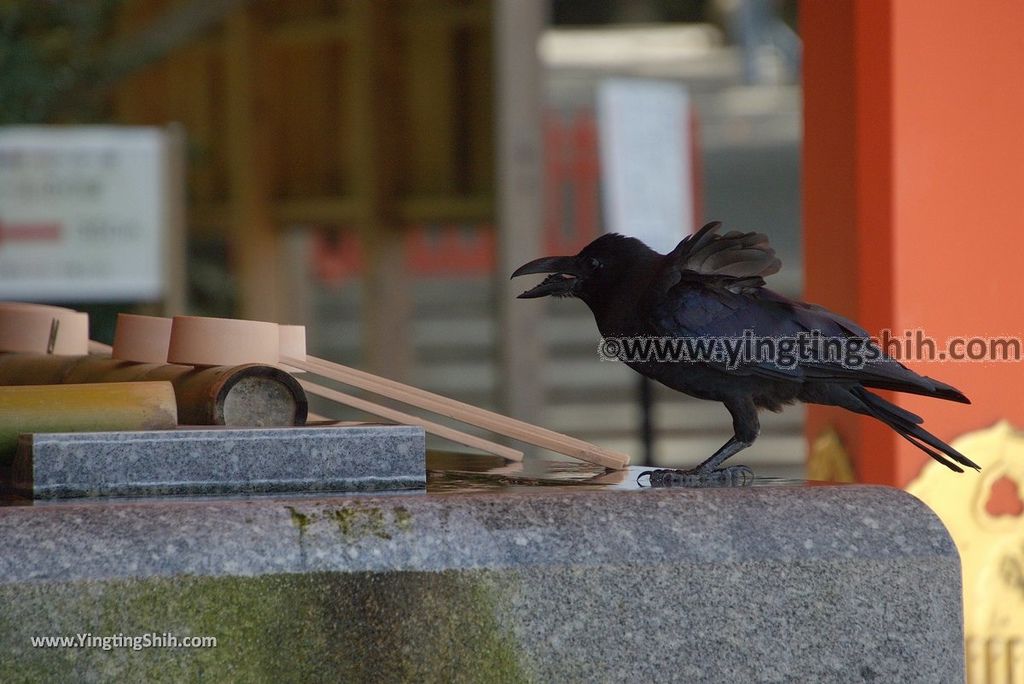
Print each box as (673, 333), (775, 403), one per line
(111, 0), (545, 397)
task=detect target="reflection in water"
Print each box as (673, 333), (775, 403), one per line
(0, 451), (808, 507)
(427, 451), (805, 493)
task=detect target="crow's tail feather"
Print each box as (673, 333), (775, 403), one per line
(852, 388), (979, 473)
(858, 374), (971, 405)
(922, 376), (971, 404)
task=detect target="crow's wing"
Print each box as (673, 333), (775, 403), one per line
(643, 275), (815, 382)
(659, 220), (781, 288)
(644, 227), (965, 400)
(645, 220), (796, 374)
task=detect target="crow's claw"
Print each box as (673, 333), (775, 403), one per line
(638, 465), (754, 488)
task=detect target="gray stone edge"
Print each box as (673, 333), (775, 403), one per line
(10, 425), (426, 499)
(0, 484), (961, 585)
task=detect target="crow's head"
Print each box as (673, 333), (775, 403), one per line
(511, 234), (656, 303)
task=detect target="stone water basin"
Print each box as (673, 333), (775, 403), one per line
(0, 450), (962, 682)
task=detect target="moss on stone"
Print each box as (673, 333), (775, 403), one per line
(0, 571), (526, 682)
(285, 505), (311, 536)
(287, 503), (414, 542)
(393, 506), (413, 531)
(327, 507), (390, 540)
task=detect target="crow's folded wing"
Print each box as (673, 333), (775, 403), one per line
(643, 275), (812, 382)
(644, 230), (961, 398)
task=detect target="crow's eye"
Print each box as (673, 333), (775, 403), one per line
(589, 257), (602, 269)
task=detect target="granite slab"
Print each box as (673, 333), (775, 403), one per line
(10, 425), (425, 499)
(0, 483), (964, 682)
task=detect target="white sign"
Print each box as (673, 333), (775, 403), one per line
(597, 79), (695, 253)
(0, 126), (170, 301)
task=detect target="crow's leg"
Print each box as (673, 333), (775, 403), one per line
(639, 399), (758, 487)
(639, 437), (753, 487)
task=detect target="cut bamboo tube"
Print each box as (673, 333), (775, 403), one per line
(284, 354), (629, 469)
(0, 353), (307, 427)
(300, 379), (523, 462)
(0, 381), (178, 464)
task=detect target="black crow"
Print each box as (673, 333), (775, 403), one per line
(512, 221), (977, 485)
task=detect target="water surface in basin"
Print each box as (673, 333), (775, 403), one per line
(426, 450), (805, 493)
(0, 451), (807, 507)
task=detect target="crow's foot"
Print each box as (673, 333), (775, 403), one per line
(637, 465), (754, 488)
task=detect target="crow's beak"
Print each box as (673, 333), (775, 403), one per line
(511, 255), (580, 298)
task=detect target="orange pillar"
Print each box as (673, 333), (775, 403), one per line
(802, 0), (1024, 486)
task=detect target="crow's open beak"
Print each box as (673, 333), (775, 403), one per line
(511, 255), (580, 298)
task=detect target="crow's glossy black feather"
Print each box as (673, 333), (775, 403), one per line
(529, 221), (975, 473)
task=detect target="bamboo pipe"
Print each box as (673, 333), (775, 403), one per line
(283, 354), (630, 470)
(0, 353), (307, 427)
(0, 381), (178, 464)
(300, 380), (523, 462)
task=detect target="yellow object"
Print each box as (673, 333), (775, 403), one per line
(906, 421), (1024, 684)
(0, 382), (178, 464)
(807, 427), (856, 483)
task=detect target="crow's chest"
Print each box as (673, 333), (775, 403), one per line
(626, 359), (742, 401)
